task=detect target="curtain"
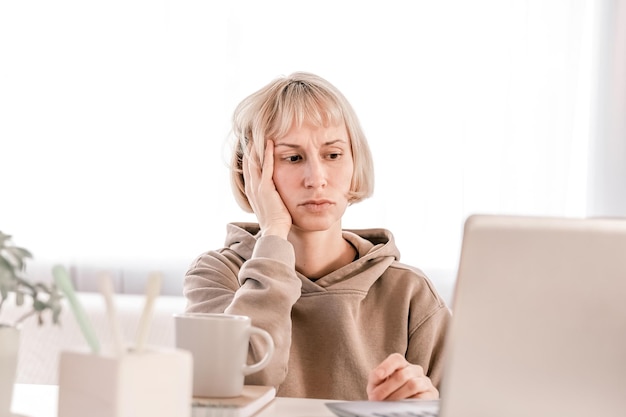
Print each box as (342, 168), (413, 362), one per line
(587, 0), (626, 217)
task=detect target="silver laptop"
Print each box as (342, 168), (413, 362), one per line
(328, 214), (626, 417)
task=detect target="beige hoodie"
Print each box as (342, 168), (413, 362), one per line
(183, 223), (451, 400)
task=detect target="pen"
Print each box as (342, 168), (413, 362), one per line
(134, 272), (162, 353)
(53, 264), (101, 354)
(98, 272), (125, 356)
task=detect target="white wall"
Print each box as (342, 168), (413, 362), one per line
(1, 0), (615, 298)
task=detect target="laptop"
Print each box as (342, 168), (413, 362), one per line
(327, 214), (626, 417)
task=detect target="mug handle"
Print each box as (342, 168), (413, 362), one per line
(242, 326), (275, 376)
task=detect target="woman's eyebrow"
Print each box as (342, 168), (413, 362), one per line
(273, 142), (299, 149)
(274, 139), (348, 148)
(324, 139), (348, 146)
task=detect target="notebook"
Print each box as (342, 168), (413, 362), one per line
(191, 385), (275, 417)
(327, 214), (626, 417)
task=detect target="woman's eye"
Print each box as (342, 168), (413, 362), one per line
(326, 152), (342, 160)
(285, 155), (302, 162)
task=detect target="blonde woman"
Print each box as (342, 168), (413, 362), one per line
(184, 72), (450, 401)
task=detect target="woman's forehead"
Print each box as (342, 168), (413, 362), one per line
(272, 117), (347, 140)
(271, 107), (344, 136)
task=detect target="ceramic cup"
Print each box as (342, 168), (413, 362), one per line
(174, 313), (274, 398)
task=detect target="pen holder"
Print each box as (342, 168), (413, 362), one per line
(57, 347), (192, 417)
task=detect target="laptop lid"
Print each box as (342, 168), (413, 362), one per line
(439, 214), (626, 417)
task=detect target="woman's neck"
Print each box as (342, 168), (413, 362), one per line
(288, 227), (357, 280)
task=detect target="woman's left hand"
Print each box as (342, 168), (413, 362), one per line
(366, 353), (439, 401)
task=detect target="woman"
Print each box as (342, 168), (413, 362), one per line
(183, 72), (450, 401)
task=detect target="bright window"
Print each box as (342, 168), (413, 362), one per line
(1, 0), (619, 296)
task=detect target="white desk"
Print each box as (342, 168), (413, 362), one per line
(11, 384), (58, 417)
(11, 384), (336, 417)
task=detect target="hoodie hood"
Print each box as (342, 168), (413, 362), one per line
(224, 222), (401, 293)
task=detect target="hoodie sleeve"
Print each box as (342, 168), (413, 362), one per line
(183, 235), (302, 389)
(407, 305), (451, 389)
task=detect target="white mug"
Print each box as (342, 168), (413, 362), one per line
(174, 313), (274, 398)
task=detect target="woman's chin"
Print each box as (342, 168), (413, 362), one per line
(290, 217), (342, 234)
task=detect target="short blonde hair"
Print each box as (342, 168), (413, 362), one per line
(230, 72), (374, 212)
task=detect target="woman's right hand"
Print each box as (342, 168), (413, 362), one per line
(243, 140), (292, 239)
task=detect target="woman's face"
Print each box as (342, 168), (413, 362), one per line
(271, 120), (354, 234)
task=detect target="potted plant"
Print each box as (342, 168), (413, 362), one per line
(0, 230), (63, 415)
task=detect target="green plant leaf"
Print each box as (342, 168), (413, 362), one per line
(33, 299), (46, 311)
(0, 256), (14, 274)
(52, 304), (62, 324)
(8, 246), (33, 259)
(0, 232), (12, 246)
(0, 232), (65, 327)
(4, 247), (31, 271)
(16, 291), (24, 305)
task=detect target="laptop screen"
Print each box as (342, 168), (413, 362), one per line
(439, 214), (626, 417)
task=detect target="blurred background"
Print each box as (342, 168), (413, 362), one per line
(1, 0), (624, 300)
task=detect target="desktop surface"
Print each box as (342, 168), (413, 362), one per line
(12, 384), (336, 417)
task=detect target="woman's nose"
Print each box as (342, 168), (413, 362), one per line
(303, 159), (327, 188)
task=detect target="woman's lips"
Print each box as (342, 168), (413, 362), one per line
(300, 200), (334, 211)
